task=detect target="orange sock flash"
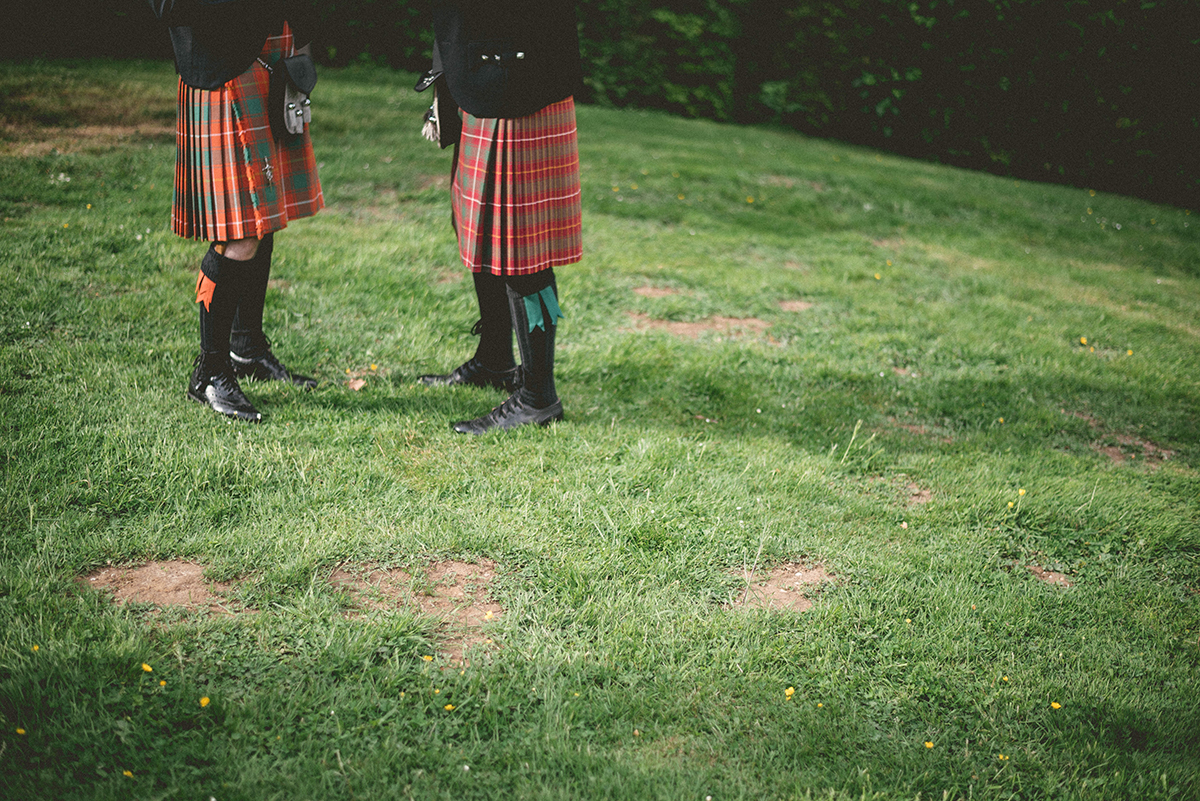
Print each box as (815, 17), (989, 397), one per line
(195, 270), (217, 311)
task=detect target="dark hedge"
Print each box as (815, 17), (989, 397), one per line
(4, 1), (1195, 207)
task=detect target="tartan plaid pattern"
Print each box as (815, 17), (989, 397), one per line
(452, 98), (582, 276)
(171, 23), (323, 242)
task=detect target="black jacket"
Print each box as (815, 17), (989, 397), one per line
(149, 0), (313, 90)
(431, 0), (582, 119)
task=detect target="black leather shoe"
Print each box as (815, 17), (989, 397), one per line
(187, 353), (262, 422)
(418, 358), (521, 392)
(230, 347), (317, 390)
(452, 392), (563, 434)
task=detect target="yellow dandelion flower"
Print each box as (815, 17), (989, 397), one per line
(746, 196), (754, 203)
(1089, 190), (1096, 197)
(32, 645), (38, 652)
(677, 194), (686, 200)
(1008, 502), (1014, 508)
(87, 204), (92, 209)
(1127, 349), (1133, 355)
(63, 223), (69, 228)
(200, 697), (210, 708)
(423, 655), (433, 662)
(159, 680), (166, 687)
(370, 364), (377, 371)
(785, 687), (795, 699)
(1018, 489), (1025, 496)
(1090, 347), (1094, 353)
(434, 689), (440, 694)
(1080, 336), (1087, 345)
(123, 770), (133, 778)
(612, 186), (620, 192)
(874, 273), (881, 280)
(999, 417), (1005, 423)
(16, 728), (26, 735)
(444, 704), (455, 711)
(905, 618), (912, 624)
(1051, 701), (1062, 709)
(631, 184), (638, 190)
(1002, 676), (1009, 682)
(817, 702), (823, 708)
(998, 754), (1008, 761)
(485, 611), (494, 620)
(142, 663), (153, 673)
(925, 741), (934, 749)
(886, 260), (893, 266)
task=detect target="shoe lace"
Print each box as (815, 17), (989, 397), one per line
(489, 393), (529, 424)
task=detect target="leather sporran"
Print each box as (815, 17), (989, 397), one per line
(260, 54), (317, 138)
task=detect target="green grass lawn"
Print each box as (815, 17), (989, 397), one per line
(2, 59), (1198, 800)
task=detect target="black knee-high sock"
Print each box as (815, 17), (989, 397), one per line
(472, 270), (516, 371)
(197, 245), (243, 362)
(506, 270), (560, 408)
(230, 233), (274, 359)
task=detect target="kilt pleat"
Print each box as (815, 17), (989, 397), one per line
(453, 98), (582, 275)
(171, 23), (323, 241)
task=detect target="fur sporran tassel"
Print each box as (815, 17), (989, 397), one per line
(421, 87), (440, 143)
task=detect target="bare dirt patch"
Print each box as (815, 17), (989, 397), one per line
(778, 299), (814, 312)
(77, 560), (235, 614)
(1062, 409), (1175, 468)
(887, 416), (953, 444)
(728, 562), (834, 612)
(1027, 565), (1073, 588)
(330, 559), (503, 663)
(433, 265), (465, 285)
(633, 285), (682, 298)
(905, 483), (932, 506)
(1064, 409), (1102, 429)
(2, 125), (175, 156)
(626, 311), (770, 339)
(1, 78), (175, 156)
(417, 173), (451, 191)
(1092, 434), (1175, 468)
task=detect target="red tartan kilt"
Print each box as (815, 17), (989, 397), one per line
(452, 98), (583, 276)
(171, 22), (323, 242)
